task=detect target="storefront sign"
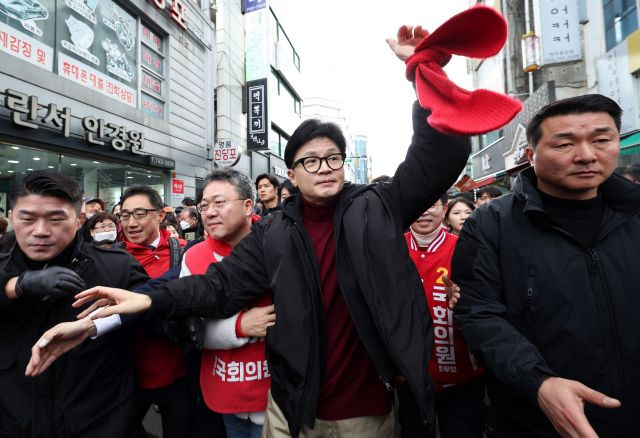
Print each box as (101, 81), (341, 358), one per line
(247, 78), (268, 151)
(148, 0), (187, 30)
(58, 53), (137, 107)
(0, 21), (54, 70)
(597, 43), (639, 134)
(271, 165), (288, 178)
(1, 88), (144, 155)
(213, 139), (240, 167)
(172, 179), (184, 194)
(533, 0), (582, 65)
(245, 0), (266, 13)
(148, 155), (175, 168)
(244, 5), (269, 81)
(0, 0), (54, 70)
(56, 0), (138, 105)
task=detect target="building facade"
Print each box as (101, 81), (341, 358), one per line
(353, 135), (368, 184)
(214, 0), (303, 183)
(0, 0), (216, 210)
(469, 0), (640, 189)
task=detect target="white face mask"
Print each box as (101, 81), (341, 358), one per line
(94, 230), (117, 242)
(86, 213), (94, 219)
(180, 220), (191, 230)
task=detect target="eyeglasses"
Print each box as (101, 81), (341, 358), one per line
(197, 199), (245, 213)
(292, 153), (346, 173)
(116, 208), (159, 221)
(426, 203), (443, 213)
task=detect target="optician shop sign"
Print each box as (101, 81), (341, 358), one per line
(1, 88), (144, 155)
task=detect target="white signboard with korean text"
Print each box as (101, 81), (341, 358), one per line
(58, 52), (137, 107)
(0, 0), (54, 70)
(596, 44), (639, 134)
(533, 0), (582, 65)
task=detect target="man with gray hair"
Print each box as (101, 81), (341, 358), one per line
(182, 168), (274, 437)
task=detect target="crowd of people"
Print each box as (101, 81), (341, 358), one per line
(1, 23), (640, 438)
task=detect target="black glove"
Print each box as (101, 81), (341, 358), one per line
(15, 267), (86, 298)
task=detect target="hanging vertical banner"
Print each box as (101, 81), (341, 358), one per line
(247, 78), (268, 151)
(533, 0), (582, 65)
(245, 0), (269, 151)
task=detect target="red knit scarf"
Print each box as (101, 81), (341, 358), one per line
(406, 5), (522, 135)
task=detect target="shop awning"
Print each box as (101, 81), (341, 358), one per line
(621, 131), (640, 156)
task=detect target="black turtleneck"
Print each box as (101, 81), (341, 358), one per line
(538, 190), (604, 248)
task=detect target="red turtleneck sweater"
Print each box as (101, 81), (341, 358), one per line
(301, 197), (392, 420)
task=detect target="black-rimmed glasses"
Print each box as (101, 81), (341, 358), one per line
(292, 153), (346, 173)
(116, 208), (159, 221)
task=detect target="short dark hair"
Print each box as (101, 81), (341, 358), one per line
(161, 217), (184, 238)
(277, 179), (299, 201)
(87, 212), (118, 231)
(205, 169), (256, 203)
(9, 170), (83, 212)
(0, 217), (7, 234)
(182, 197), (196, 206)
(526, 94), (622, 148)
(121, 185), (163, 210)
(284, 119), (347, 168)
(255, 174), (280, 191)
(476, 186), (502, 199)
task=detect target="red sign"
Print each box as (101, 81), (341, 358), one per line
(172, 179), (185, 194)
(149, 0), (187, 30)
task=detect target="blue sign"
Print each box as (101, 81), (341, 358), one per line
(245, 0), (266, 13)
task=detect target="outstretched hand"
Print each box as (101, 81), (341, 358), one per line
(74, 286), (152, 319)
(386, 25), (429, 61)
(538, 377), (621, 437)
(25, 317), (96, 377)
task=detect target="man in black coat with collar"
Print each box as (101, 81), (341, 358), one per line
(452, 94), (640, 437)
(0, 170), (148, 437)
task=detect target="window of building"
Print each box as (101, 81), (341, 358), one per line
(604, 0), (638, 51)
(269, 8), (301, 72)
(140, 24), (166, 119)
(0, 143), (166, 211)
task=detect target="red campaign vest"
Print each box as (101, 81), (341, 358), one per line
(185, 227), (271, 414)
(124, 228), (187, 389)
(405, 228), (484, 391)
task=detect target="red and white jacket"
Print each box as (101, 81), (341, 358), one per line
(405, 227), (483, 391)
(181, 222), (271, 418)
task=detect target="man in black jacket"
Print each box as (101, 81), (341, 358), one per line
(0, 170), (148, 437)
(452, 94), (640, 437)
(36, 27), (471, 437)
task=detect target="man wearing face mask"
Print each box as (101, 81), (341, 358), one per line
(178, 207), (201, 241)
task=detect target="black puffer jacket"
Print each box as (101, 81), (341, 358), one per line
(0, 237), (148, 437)
(150, 102), (471, 436)
(452, 168), (640, 437)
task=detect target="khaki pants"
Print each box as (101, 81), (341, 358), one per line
(262, 391), (395, 438)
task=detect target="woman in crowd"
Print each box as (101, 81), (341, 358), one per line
(277, 179), (298, 204)
(161, 218), (187, 247)
(444, 197), (475, 236)
(87, 212), (119, 247)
